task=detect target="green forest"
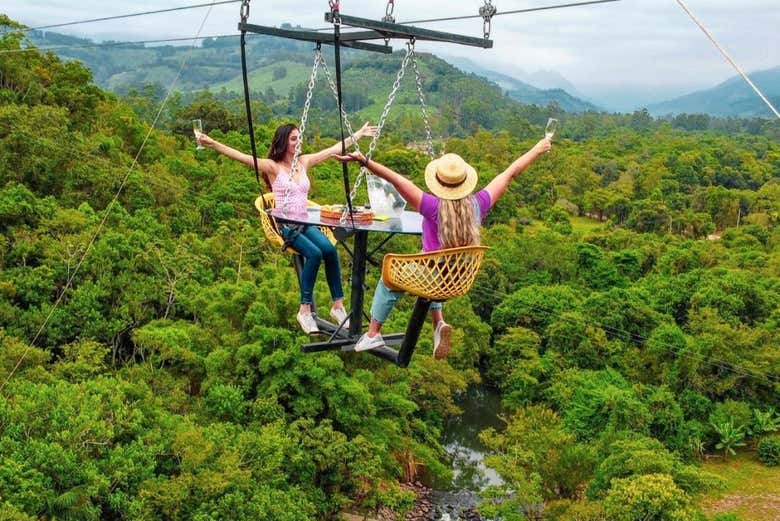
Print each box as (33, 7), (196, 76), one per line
(1, 14), (780, 521)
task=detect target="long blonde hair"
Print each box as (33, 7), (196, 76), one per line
(437, 196), (480, 249)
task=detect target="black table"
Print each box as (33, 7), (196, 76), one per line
(269, 207), (423, 363)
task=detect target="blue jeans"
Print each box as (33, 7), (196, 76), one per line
(281, 225), (344, 306)
(370, 279), (442, 324)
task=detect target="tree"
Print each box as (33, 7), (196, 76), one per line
(603, 474), (697, 521)
(711, 421), (746, 460)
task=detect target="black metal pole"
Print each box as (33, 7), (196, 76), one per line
(349, 231), (368, 336)
(395, 298), (430, 367)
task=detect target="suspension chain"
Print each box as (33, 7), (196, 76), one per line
(409, 41), (435, 158)
(318, 50), (361, 156)
(382, 0), (396, 23)
(282, 49), (321, 215)
(479, 0), (497, 39)
(338, 42), (414, 222)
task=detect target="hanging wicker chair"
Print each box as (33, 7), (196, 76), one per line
(381, 245), (488, 301)
(254, 193), (336, 253)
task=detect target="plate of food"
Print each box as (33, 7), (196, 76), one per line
(319, 204), (375, 223)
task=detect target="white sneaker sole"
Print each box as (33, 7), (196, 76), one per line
(434, 324), (452, 360)
(296, 315), (319, 334)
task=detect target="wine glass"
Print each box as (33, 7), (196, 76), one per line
(192, 119), (204, 150)
(545, 118), (558, 139)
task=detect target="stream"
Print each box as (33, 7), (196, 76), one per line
(427, 382), (505, 520)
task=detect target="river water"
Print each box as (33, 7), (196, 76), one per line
(427, 382), (505, 520)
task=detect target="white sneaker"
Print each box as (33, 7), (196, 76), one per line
(433, 322), (452, 360)
(354, 333), (384, 352)
(296, 311), (319, 334)
(329, 307), (351, 329)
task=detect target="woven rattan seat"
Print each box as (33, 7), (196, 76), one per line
(381, 245), (488, 301)
(254, 193), (336, 253)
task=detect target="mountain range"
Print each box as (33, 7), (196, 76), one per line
(25, 30), (780, 118)
(646, 66), (780, 118)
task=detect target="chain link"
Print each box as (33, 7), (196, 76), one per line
(239, 0), (250, 24)
(479, 0), (497, 39)
(282, 50), (321, 215)
(318, 51), (361, 156)
(382, 0), (396, 23)
(338, 43), (414, 222)
(409, 42), (435, 159)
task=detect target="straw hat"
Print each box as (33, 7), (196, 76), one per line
(424, 153), (478, 200)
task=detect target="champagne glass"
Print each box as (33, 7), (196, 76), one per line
(192, 119), (204, 150)
(545, 118), (558, 139)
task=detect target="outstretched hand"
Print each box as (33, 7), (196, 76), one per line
(195, 131), (216, 148)
(333, 151), (366, 164)
(356, 121), (379, 139)
(535, 137), (552, 154)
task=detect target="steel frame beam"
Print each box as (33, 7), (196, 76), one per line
(238, 22), (392, 53)
(324, 12), (493, 49)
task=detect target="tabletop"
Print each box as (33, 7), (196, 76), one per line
(269, 207), (423, 235)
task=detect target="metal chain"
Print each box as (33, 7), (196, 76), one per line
(317, 52), (366, 223)
(479, 0), (497, 39)
(382, 0), (396, 23)
(339, 43), (414, 222)
(409, 42), (435, 158)
(239, 0), (250, 23)
(318, 51), (361, 156)
(282, 50), (320, 215)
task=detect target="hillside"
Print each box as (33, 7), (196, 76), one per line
(445, 55), (598, 112)
(27, 29), (594, 114)
(648, 66), (780, 118)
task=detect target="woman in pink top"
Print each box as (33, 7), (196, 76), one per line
(335, 137), (551, 359)
(197, 122), (377, 333)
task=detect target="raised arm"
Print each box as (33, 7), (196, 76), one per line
(197, 132), (275, 176)
(300, 122), (379, 169)
(334, 151), (424, 210)
(484, 138), (551, 207)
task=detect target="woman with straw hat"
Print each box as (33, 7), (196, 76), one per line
(335, 137), (551, 358)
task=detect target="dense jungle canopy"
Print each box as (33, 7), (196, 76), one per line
(0, 15), (779, 521)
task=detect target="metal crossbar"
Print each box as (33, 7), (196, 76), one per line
(324, 13), (493, 48)
(238, 22), (392, 53)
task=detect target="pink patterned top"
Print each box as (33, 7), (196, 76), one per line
(272, 166), (310, 214)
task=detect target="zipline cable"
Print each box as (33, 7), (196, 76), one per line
(401, 0), (620, 25)
(6, 0), (240, 34)
(675, 0), (780, 121)
(311, 0), (620, 31)
(467, 283), (778, 385)
(0, 1), (222, 396)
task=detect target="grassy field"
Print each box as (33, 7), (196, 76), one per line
(698, 451), (780, 521)
(570, 215), (606, 233)
(215, 61), (312, 94)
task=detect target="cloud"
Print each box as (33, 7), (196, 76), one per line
(2, 0), (777, 90)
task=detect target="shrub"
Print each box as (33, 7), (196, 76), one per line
(757, 436), (780, 466)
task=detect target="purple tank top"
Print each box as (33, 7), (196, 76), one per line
(418, 189), (492, 251)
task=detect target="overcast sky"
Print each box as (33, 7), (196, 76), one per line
(3, 0), (778, 96)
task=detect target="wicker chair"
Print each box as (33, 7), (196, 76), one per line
(378, 245), (488, 367)
(382, 245), (488, 301)
(254, 193), (336, 254)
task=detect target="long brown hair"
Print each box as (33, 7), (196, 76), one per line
(437, 196), (480, 249)
(258, 123), (297, 191)
(268, 123), (297, 161)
